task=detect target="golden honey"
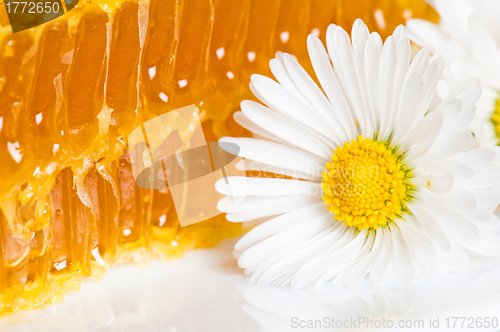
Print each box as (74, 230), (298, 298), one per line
(0, 0), (437, 313)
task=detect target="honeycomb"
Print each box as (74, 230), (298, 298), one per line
(0, 0), (437, 313)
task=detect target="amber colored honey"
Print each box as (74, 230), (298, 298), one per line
(0, 0), (437, 313)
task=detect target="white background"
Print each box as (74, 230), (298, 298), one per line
(2, 238), (500, 332)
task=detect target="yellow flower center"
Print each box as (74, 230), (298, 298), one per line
(491, 95), (500, 144)
(321, 136), (413, 230)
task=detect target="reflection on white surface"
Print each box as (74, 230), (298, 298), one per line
(0, 239), (257, 332)
(241, 256), (500, 332)
(240, 277), (475, 331)
(2, 238), (500, 331)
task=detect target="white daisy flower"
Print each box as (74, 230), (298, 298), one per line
(216, 19), (500, 288)
(406, 0), (500, 147)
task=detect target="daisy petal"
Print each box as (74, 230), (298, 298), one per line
(219, 137), (326, 176)
(425, 201), (479, 244)
(241, 100), (332, 159)
(281, 53), (348, 145)
(235, 203), (331, 250)
(391, 72), (424, 144)
(406, 19), (449, 52)
(216, 176), (322, 197)
(307, 34), (356, 137)
(391, 226), (414, 282)
(233, 111), (289, 145)
(226, 196), (317, 222)
(407, 202), (451, 251)
(238, 214), (332, 269)
(401, 110), (444, 162)
(219, 194), (311, 214)
(251, 74), (336, 146)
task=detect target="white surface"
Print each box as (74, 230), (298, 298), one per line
(1, 238), (500, 331)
